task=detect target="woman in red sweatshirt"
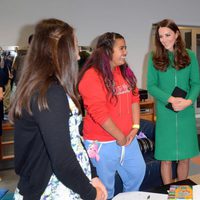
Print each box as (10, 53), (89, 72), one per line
(78, 32), (145, 199)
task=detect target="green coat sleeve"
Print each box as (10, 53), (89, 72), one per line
(187, 50), (200, 103)
(147, 53), (171, 104)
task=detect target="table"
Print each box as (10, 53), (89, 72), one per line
(147, 178), (196, 194)
(112, 191), (168, 200)
(113, 176), (200, 200)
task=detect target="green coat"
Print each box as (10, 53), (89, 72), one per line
(147, 49), (200, 161)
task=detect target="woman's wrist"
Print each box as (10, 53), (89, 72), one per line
(168, 96), (176, 103)
(132, 124), (140, 130)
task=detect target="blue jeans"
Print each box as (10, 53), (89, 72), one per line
(84, 138), (146, 199)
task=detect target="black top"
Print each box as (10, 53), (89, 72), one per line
(0, 65), (9, 87)
(0, 68), (5, 88)
(0, 71), (3, 135)
(14, 83), (97, 200)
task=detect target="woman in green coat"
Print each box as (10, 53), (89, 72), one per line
(147, 19), (200, 185)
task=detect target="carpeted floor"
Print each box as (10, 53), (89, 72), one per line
(0, 169), (18, 192)
(0, 156), (199, 193)
(191, 155), (200, 165)
(189, 154), (200, 176)
(189, 154), (200, 184)
(189, 126), (200, 176)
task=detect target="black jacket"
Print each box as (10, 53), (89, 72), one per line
(14, 83), (97, 200)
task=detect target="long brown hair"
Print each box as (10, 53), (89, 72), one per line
(78, 32), (137, 99)
(9, 18), (80, 122)
(153, 19), (190, 71)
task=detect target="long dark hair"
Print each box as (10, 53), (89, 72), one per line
(153, 19), (190, 71)
(78, 32), (137, 99)
(9, 18), (80, 121)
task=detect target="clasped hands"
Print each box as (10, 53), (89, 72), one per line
(168, 96), (192, 112)
(117, 128), (138, 146)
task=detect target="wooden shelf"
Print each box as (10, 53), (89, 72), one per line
(2, 155), (14, 160)
(2, 141), (14, 145)
(140, 99), (155, 121)
(0, 121), (14, 160)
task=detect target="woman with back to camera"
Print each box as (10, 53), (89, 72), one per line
(147, 19), (200, 184)
(78, 32), (146, 199)
(9, 18), (107, 200)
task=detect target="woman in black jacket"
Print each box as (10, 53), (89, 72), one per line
(9, 18), (107, 200)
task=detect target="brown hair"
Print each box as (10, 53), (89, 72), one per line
(9, 18), (80, 121)
(153, 19), (190, 71)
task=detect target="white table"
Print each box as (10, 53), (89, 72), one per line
(112, 191), (168, 200)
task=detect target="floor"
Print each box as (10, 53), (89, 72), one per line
(0, 169), (18, 192)
(0, 153), (200, 194)
(1, 119), (200, 194)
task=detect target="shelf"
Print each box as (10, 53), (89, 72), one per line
(2, 141), (14, 145)
(0, 121), (14, 160)
(140, 99), (155, 122)
(2, 122), (14, 130)
(2, 155), (14, 160)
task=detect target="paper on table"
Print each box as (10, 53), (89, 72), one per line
(112, 191), (168, 200)
(193, 185), (200, 200)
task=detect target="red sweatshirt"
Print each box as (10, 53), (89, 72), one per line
(79, 66), (140, 141)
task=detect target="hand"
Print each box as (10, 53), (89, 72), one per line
(91, 177), (107, 200)
(125, 128), (138, 146)
(168, 96), (179, 104)
(0, 88), (3, 101)
(116, 135), (127, 146)
(9, 73), (14, 79)
(172, 98), (192, 111)
(95, 187), (107, 200)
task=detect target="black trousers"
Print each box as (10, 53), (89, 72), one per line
(0, 100), (3, 136)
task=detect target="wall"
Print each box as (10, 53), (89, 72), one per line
(1, 0), (200, 88)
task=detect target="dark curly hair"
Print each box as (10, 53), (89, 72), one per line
(78, 32), (137, 100)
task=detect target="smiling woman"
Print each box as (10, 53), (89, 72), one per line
(78, 32), (146, 199)
(147, 18), (200, 186)
(151, 22), (200, 117)
(158, 27), (178, 52)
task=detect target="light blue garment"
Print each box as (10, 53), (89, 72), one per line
(84, 138), (146, 199)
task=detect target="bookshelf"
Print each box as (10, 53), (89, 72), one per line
(140, 99), (155, 122)
(0, 121), (14, 160)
